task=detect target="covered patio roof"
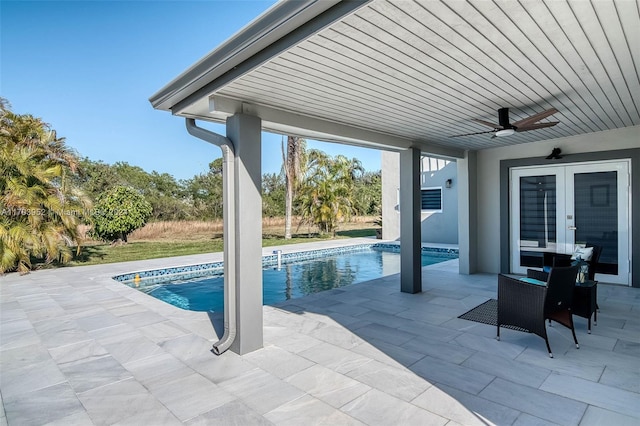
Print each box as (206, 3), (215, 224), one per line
(150, 0), (639, 157)
(149, 0), (639, 353)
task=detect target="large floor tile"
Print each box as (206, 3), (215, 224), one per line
(286, 364), (371, 408)
(0, 358), (66, 398)
(152, 373), (236, 421)
(219, 368), (305, 414)
(0, 343), (51, 370)
(160, 332), (215, 361)
(101, 333), (163, 364)
(243, 345), (315, 379)
(599, 365), (640, 393)
(511, 412), (558, 426)
(461, 351), (551, 388)
(3, 382), (84, 426)
(137, 320), (190, 343)
(32, 318), (92, 349)
(123, 352), (194, 391)
(341, 389), (447, 426)
(265, 394), (364, 426)
(59, 355), (132, 393)
(352, 322), (417, 346)
(479, 378), (587, 425)
(77, 378), (176, 425)
(351, 338), (426, 368)
(579, 405), (640, 426)
(48, 339), (109, 365)
(186, 351), (257, 384)
(185, 400), (272, 426)
(298, 341), (372, 374)
(410, 355), (494, 395)
(74, 311), (124, 332)
(0, 319), (40, 351)
(402, 335), (475, 364)
(345, 359), (430, 401)
(539, 373), (640, 419)
(411, 384), (521, 426)
(308, 323), (366, 349)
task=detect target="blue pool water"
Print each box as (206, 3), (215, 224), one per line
(131, 247), (456, 312)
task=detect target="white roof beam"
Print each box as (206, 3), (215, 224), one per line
(210, 95), (465, 159)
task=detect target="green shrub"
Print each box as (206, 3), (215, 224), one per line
(91, 186), (152, 243)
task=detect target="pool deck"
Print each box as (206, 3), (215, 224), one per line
(1, 238), (639, 425)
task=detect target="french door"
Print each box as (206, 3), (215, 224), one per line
(510, 160), (631, 285)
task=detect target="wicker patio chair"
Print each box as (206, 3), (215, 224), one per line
(497, 264), (580, 358)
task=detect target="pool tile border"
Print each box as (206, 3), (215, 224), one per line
(112, 243), (458, 286)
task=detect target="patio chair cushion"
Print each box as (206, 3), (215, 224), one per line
(571, 246), (594, 261)
(519, 277), (547, 286)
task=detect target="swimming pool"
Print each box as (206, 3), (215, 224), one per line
(114, 244), (457, 312)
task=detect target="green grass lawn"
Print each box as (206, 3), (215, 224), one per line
(63, 228), (377, 267)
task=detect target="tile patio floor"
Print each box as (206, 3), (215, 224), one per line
(1, 239), (639, 425)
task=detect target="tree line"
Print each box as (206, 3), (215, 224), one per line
(76, 154), (380, 224)
(1, 99), (381, 273)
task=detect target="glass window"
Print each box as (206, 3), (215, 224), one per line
(519, 175), (557, 248)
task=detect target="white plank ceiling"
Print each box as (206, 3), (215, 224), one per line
(195, 0), (640, 151)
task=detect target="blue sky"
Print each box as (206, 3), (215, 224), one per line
(1, 0), (381, 180)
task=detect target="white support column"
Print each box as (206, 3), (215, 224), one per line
(457, 150), (478, 274)
(226, 113), (263, 354)
(381, 151), (400, 240)
(399, 148), (422, 293)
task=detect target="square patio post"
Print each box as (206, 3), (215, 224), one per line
(400, 147), (422, 293)
(457, 150), (478, 274)
(381, 151), (400, 240)
(226, 113), (263, 354)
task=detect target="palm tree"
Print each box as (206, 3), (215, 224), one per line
(298, 150), (356, 236)
(282, 136), (306, 239)
(1, 99), (90, 273)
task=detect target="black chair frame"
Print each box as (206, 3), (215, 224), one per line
(497, 265), (580, 358)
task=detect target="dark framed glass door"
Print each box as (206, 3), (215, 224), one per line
(511, 161), (630, 285)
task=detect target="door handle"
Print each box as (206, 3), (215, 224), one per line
(568, 226), (577, 230)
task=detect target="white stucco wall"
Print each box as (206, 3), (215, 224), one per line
(421, 161), (458, 244)
(382, 151), (459, 243)
(476, 125), (640, 274)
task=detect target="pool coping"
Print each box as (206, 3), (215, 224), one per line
(112, 242), (459, 286)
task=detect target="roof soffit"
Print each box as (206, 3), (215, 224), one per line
(153, 0), (640, 153)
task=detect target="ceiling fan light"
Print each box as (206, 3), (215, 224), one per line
(495, 128), (515, 137)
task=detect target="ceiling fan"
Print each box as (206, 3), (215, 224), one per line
(450, 107), (559, 138)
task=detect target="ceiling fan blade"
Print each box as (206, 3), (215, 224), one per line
(471, 118), (499, 128)
(449, 130), (496, 138)
(516, 121), (559, 132)
(512, 108), (559, 127)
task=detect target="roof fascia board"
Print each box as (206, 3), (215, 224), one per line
(150, 0), (338, 110)
(167, 0), (371, 115)
(209, 95), (466, 159)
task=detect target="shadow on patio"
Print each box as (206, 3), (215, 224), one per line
(256, 265), (640, 425)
